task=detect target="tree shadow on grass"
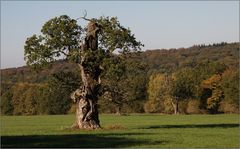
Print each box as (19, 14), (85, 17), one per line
(1, 132), (165, 148)
(139, 123), (239, 129)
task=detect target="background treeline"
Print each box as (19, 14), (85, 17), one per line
(1, 42), (239, 115)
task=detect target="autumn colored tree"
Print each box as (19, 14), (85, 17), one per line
(201, 74), (224, 114)
(145, 69), (196, 114)
(144, 73), (169, 113)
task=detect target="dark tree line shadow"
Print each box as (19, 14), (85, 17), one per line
(2, 124), (238, 148)
(1, 132), (167, 148)
(139, 123), (239, 129)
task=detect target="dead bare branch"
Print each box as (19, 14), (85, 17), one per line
(76, 10), (92, 22)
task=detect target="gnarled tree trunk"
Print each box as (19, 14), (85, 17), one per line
(171, 97), (179, 115)
(71, 21), (101, 129)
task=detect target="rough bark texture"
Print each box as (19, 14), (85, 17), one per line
(71, 21), (101, 129)
(171, 98), (179, 115)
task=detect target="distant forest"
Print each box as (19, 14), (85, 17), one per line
(1, 42), (239, 115)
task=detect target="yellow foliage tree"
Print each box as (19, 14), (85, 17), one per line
(144, 73), (172, 113)
(201, 74), (224, 113)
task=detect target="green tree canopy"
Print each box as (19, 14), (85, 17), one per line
(24, 15), (143, 69)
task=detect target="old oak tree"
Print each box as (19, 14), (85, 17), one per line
(24, 14), (143, 129)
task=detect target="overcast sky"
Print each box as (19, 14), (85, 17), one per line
(1, 1), (239, 69)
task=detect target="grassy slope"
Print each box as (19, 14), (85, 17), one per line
(1, 114), (239, 148)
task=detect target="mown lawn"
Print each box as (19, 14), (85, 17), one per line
(1, 114), (239, 148)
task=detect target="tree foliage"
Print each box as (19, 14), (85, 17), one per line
(201, 74), (224, 114)
(221, 69), (239, 105)
(24, 15), (82, 69)
(38, 71), (81, 114)
(24, 15), (143, 70)
(170, 68), (197, 101)
(11, 83), (39, 115)
(100, 53), (147, 114)
(144, 73), (168, 113)
(96, 16), (143, 53)
(1, 90), (14, 115)
(1, 36), (239, 115)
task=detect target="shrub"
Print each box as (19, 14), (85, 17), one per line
(144, 100), (162, 113)
(163, 97), (174, 114)
(219, 101), (239, 114)
(179, 100), (188, 114)
(187, 100), (201, 114)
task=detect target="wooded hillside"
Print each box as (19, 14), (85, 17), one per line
(1, 42), (239, 115)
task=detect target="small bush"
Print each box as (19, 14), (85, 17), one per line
(219, 101), (239, 114)
(144, 100), (162, 113)
(179, 100), (188, 114)
(163, 98), (174, 114)
(187, 100), (201, 114)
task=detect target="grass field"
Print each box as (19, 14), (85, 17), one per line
(1, 114), (239, 148)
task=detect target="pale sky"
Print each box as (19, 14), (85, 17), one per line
(1, 1), (239, 69)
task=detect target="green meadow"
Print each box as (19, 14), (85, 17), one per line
(1, 114), (239, 148)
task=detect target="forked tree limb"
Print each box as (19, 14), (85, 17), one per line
(76, 10), (92, 22)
